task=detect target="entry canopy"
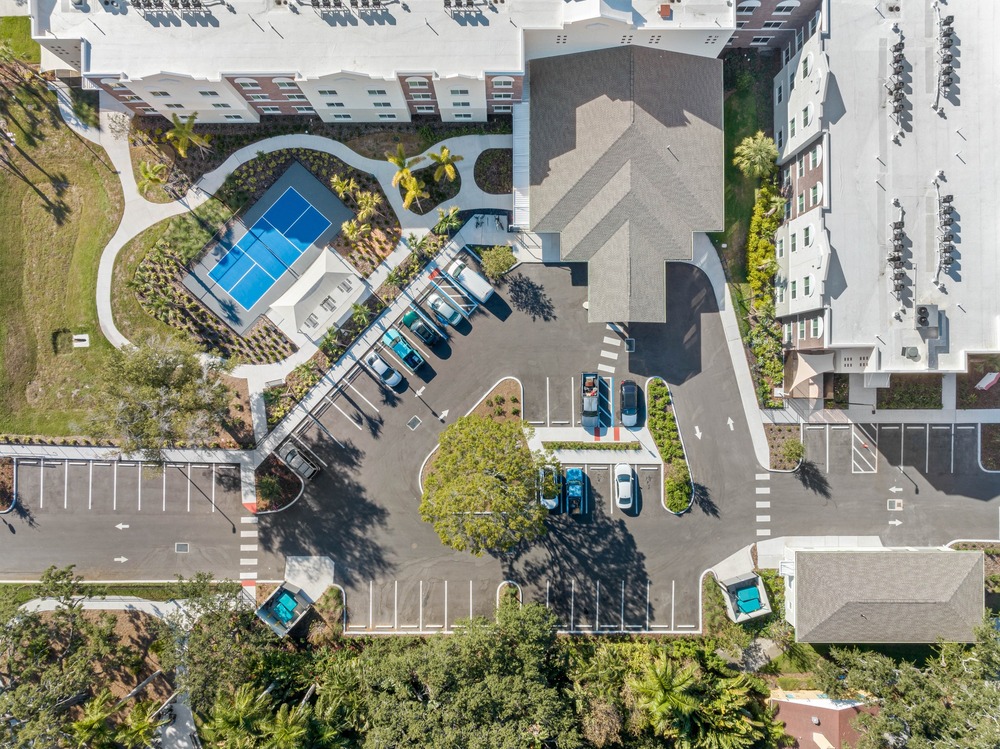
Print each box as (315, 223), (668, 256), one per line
(789, 352), (836, 392)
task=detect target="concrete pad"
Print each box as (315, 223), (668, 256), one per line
(284, 556), (336, 602)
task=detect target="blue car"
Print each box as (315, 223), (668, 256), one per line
(381, 328), (424, 372)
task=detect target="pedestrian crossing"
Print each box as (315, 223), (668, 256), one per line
(755, 473), (771, 536)
(598, 324), (624, 373)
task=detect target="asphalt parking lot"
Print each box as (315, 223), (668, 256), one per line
(256, 261), (758, 633)
(1, 458), (250, 580)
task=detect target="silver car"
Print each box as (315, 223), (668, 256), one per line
(427, 292), (463, 327)
(365, 351), (403, 388)
(278, 444), (319, 481)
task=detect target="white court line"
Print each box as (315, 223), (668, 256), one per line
(600, 350), (619, 360)
(347, 381), (380, 413)
(240, 545), (258, 552)
(756, 501), (771, 508)
(603, 336), (621, 346)
(756, 515), (771, 522)
(240, 530), (258, 537)
(755, 473), (770, 480)
(755, 487), (771, 494)
(597, 363), (615, 373)
(756, 529), (772, 537)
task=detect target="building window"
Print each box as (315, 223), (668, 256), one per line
(165, 103), (184, 109)
(736, 0), (760, 14)
(811, 317), (820, 337)
(139, 107), (156, 113)
(777, 282), (785, 303)
(791, 233), (797, 253)
(802, 104), (812, 127)
(808, 10), (820, 37)
(286, 94), (308, 101)
(249, 94), (270, 101)
(776, 238), (784, 258)
(453, 101), (470, 108)
(237, 79), (260, 90)
(750, 36), (773, 46)
(803, 226), (811, 246)
(224, 114), (243, 120)
(373, 102), (392, 108)
(797, 193), (805, 213)
(776, 129), (783, 149)
(803, 275), (813, 295)
(212, 103), (232, 109)
(414, 105), (436, 113)
(378, 113), (397, 120)
(492, 78), (514, 88)
(810, 145), (822, 168)
(411, 93), (433, 100)
(121, 95), (141, 102)
(317, 89), (338, 96)
(811, 183), (823, 205)
(105, 81), (129, 90)
(784, 322), (793, 342)
(790, 280), (798, 299)
(801, 56), (811, 78)
(367, 88), (388, 95)
(260, 106), (281, 114)
(784, 200), (791, 220)
(796, 158), (804, 178)
(789, 117), (796, 138)
(737, 21), (748, 28)
(775, 0), (799, 15)
(493, 105), (512, 113)
(150, 91), (170, 97)
(407, 79), (428, 89)
(783, 44), (792, 65)
(492, 93), (513, 100)
(326, 102), (345, 108)
(276, 81), (299, 90)
(199, 90), (219, 97)
(798, 320), (806, 339)
(450, 88), (469, 95)
(333, 114), (352, 120)
(294, 106), (315, 114)
(763, 21), (784, 28)
(454, 113), (472, 119)
(795, 27), (804, 49)
(776, 84), (783, 104)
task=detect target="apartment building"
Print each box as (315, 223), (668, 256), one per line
(728, 0), (821, 50)
(30, 0), (743, 124)
(773, 0), (999, 398)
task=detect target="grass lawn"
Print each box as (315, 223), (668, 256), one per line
(709, 51), (779, 282)
(0, 17), (40, 63)
(0, 73), (124, 437)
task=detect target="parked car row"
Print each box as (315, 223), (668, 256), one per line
(538, 463), (639, 513)
(580, 374), (643, 428)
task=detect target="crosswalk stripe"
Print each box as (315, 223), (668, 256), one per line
(600, 350), (619, 360)
(240, 516), (258, 524)
(755, 473), (770, 480)
(756, 529), (772, 537)
(240, 544), (258, 552)
(755, 487), (771, 494)
(239, 572), (258, 580)
(240, 530), (258, 538)
(603, 336), (622, 346)
(597, 363), (615, 373)
(756, 515), (771, 522)
(756, 501), (770, 508)
(240, 558), (258, 566)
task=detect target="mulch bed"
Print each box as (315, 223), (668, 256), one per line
(957, 355), (1000, 409)
(255, 453), (302, 512)
(471, 377), (521, 422)
(0, 458), (14, 512)
(981, 424), (1000, 472)
(399, 164), (460, 216)
(474, 148), (513, 194)
(217, 375), (255, 449)
(876, 374), (943, 409)
(764, 423), (800, 470)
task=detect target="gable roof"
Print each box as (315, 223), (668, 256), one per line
(528, 46), (723, 322)
(794, 550), (984, 644)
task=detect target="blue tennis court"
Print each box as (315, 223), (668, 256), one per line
(208, 187), (332, 311)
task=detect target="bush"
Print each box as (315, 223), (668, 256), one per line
(647, 380), (693, 514)
(257, 475), (281, 507)
(480, 244), (516, 281)
(782, 438), (805, 465)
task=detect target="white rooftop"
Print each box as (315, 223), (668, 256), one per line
(33, 0), (733, 80)
(822, 0), (1000, 372)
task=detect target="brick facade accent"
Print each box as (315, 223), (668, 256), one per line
(223, 75), (303, 115)
(728, 0), (820, 49)
(782, 133), (823, 219)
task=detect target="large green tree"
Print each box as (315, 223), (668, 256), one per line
(732, 130), (778, 180)
(165, 112), (212, 159)
(420, 415), (547, 556)
(88, 335), (232, 462)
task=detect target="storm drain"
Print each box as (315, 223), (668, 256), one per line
(175, 542), (190, 553)
(625, 338), (636, 353)
(887, 499), (903, 511)
(407, 416), (422, 431)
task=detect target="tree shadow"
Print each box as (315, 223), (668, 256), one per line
(11, 499), (38, 529)
(505, 272), (556, 322)
(692, 483), (719, 517)
(795, 460), (831, 498)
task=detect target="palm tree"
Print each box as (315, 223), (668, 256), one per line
(385, 142), (424, 188)
(765, 192), (787, 217)
(429, 145), (464, 183)
(340, 219), (362, 245)
(115, 700), (167, 749)
(732, 130), (778, 180)
(261, 703), (309, 749)
(355, 190), (383, 222)
(137, 161), (169, 195)
(433, 205), (462, 235)
(629, 656), (702, 740)
(203, 684), (271, 746)
(165, 113), (212, 160)
(68, 690), (117, 749)
(351, 303), (371, 328)
(400, 173), (429, 211)
(330, 174), (358, 200)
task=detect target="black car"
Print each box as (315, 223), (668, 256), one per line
(620, 379), (639, 427)
(402, 309), (441, 346)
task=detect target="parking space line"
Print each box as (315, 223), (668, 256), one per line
(89, 461), (93, 510)
(570, 580), (575, 631)
(113, 461), (117, 511)
(347, 381), (380, 413)
(671, 580), (675, 631)
(163, 469), (167, 512)
(211, 464), (216, 513)
(63, 460), (68, 509)
(39, 459), (44, 509)
(329, 399), (363, 432)
(469, 580), (473, 620)
(137, 462), (142, 512)
(444, 580), (448, 632)
(645, 580), (650, 631)
(546, 377), (550, 427)
(570, 376), (575, 428)
(620, 580), (625, 631)
(291, 434), (329, 467)
(394, 581), (398, 630)
(926, 425), (930, 473)
(187, 465), (192, 512)
(308, 411), (345, 449)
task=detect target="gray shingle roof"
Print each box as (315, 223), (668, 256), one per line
(528, 46), (724, 323)
(794, 550), (984, 644)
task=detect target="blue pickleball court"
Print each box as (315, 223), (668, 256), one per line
(207, 187), (332, 311)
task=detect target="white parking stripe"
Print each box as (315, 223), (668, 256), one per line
(755, 487), (770, 494)
(63, 461), (68, 509)
(597, 363), (615, 373)
(89, 461), (93, 510)
(187, 465), (192, 512)
(137, 462), (142, 512)
(211, 464), (216, 512)
(330, 400), (363, 431)
(162, 469), (167, 512)
(347, 381), (380, 413)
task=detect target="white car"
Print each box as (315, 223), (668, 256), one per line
(614, 463), (634, 510)
(427, 292), (463, 327)
(447, 257), (494, 303)
(365, 351), (403, 388)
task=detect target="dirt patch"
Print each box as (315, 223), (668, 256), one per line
(876, 374), (943, 409)
(344, 131), (425, 160)
(471, 377), (522, 422)
(957, 355), (1000, 409)
(474, 148), (513, 195)
(215, 375), (254, 449)
(981, 424), (1000, 472)
(765, 423), (801, 470)
(256, 582), (280, 608)
(256, 453), (302, 512)
(0, 458), (13, 511)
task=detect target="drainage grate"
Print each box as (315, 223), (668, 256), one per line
(625, 338), (636, 353)
(887, 499), (903, 511)
(175, 542), (190, 553)
(407, 416), (422, 431)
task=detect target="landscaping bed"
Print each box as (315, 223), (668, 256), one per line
(215, 149), (401, 278)
(255, 453), (302, 512)
(474, 148), (513, 194)
(128, 139), (180, 204)
(374, 233), (445, 303)
(981, 424), (1000, 472)
(764, 423), (802, 470)
(541, 441), (635, 451)
(824, 372), (850, 409)
(398, 163), (460, 216)
(957, 355), (1000, 409)
(471, 377), (521, 422)
(876, 374), (943, 409)
(217, 374), (254, 449)
(0, 458), (13, 512)
(646, 379), (693, 514)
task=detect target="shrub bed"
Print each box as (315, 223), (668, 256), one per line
(957, 355), (1000, 409)
(255, 453), (302, 512)
(474, 148), (513, 194)
(875, 374), (942, 409)
(541, 441), (635, 451)
(982, 424), (1000, 472)
(399, 164), (460, 216)
(764, 423), (801, 470)
(646, 380), (693, 513)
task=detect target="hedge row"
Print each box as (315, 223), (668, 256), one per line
(647, 380), (693, 513)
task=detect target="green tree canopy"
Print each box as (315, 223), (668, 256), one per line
(88, 335), (232, 462)
(480, 244), (517, 281)
(733, 130), (778, 180)
(420, 415), (547, 555)
(165, 112), (212, 159)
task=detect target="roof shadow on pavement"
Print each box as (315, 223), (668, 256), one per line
(256, 435), (394, 588)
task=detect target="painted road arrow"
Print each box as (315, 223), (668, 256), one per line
(727, 417), (734, 431)
(114, 556), (128, 563)
(888, 519), (902, 526)
(694, 426), (702, 440)
(115, 523), (130, 530)
(889, 486), (902, 493)
(439, 409), (450, 422)
(414, 386), (426, 398)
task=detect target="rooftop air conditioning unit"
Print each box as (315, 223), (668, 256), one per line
(914, 304), (940, 338)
